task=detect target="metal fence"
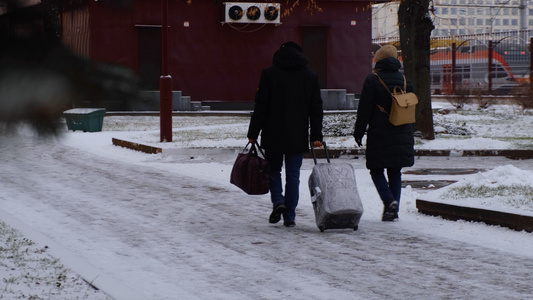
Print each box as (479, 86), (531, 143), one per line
(373, 31), (533, 95)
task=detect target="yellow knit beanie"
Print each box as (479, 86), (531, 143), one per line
(374, 45), (398, 63)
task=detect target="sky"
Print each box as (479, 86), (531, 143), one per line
(1, 103), (533, 299)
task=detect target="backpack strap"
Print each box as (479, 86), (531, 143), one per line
(375, 73), (392, 94)
(374, 73), (391, 116)
(376, 103), (390, 117)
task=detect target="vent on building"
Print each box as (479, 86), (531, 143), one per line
(224, 2), (281, 24)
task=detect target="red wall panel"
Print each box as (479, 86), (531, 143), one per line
(86, 0), (372, 102)
(61, 5), (90, 58)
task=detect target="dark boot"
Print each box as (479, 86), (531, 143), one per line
(382, 201), (399, 222)
(283, 220), (296, 227)
(269, 203), (286, 224)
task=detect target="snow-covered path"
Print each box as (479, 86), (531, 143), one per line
(1, 133), (533, 300)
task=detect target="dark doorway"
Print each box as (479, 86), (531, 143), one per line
(137, 26), (161, 90)
(301, 27), (327, 89)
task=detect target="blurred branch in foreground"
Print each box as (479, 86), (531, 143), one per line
(0, 0), (141, 135)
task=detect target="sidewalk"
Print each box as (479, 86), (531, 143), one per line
(3, 130), (533, 299)
(109, 136), (533, 233)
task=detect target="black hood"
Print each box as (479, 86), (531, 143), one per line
(374, 57), (402, 72)
(272, 46), (309, 70)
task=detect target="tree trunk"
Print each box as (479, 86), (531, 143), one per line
(398, 0), (435, 140)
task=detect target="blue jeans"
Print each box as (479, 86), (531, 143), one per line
(265, 151), (304, 222)
(370, 167), (402, 209)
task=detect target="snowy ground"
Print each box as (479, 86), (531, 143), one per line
(1, 101), (533, 300)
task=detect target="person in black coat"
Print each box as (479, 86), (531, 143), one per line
(353, 45), (415, 221)
(248, 41), (324, 227)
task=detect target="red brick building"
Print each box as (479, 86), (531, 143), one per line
(62, 0), (373, 104)
(1, 0), (373, 109)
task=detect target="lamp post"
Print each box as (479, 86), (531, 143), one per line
(160, 0), (172, 142)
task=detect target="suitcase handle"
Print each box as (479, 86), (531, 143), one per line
(310, 141), (330, 165)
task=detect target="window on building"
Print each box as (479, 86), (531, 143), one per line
(442, 7), (449, 14)
(503, 8), (509, 15)
(451, 7), (458, 14)
(529, 9), (533, 16)
(511, 19), (518, 25)
(486, 19), (492, 25)
(451, 29), (457, 35)
(503, 19), (509, 26)
(477, 8), (484, 15)
(477, 18), (483, 26)
(529, 19), (533, 26)
(512, 8), (518, 15)
(451, 18), (457, 25)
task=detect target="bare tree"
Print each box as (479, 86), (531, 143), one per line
(398, 0), (435, 140)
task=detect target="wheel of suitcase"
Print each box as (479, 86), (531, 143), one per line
(319, 226), (325, 232)
(354, 225), (359, 231)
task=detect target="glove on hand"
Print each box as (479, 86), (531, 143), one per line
(355, 138), (362, 147)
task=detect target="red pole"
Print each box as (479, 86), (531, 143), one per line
(160, 0), (172, 142)
(530, 37), (533, 89)
(452, 42), (456, 94)
(488, 40), (493, 95)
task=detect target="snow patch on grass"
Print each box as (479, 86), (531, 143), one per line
(0, 221), (111, 300)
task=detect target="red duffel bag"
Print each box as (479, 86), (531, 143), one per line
(230, 141), (270, 195)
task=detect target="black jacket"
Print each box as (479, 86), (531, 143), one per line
(247, 46), (323, 153)
(353, 57), (415, 169)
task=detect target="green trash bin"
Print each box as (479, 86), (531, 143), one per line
(63, 108), (106, 132)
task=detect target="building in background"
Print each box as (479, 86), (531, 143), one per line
(372, 0), (533, 38)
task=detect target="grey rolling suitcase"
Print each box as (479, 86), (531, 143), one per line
(308, 142), (364, 232)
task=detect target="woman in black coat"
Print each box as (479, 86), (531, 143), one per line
(353, 45), (415, 221)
